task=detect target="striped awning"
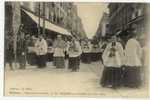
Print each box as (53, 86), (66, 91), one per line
(22, 9), (72, 36)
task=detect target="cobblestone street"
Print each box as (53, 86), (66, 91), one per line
(4, 61), (148, 97)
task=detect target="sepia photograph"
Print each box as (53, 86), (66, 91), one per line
(4, 1), (150, 97)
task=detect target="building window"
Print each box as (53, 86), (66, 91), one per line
(51, 12), (54, 22)
(132, 13), (136, 19)
(138, 9), (142, 16)
(52, 2), (55, 8)
(45, 7), (49, 20)
(60, 3), (63, 7)
(135, 10), (138, 17)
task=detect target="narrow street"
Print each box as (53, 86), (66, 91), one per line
(3, 2), (150, 99)
(4, 61), (148, 97)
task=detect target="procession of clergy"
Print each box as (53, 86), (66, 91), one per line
(7, 27), (145, 89)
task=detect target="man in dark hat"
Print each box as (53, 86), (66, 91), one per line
(5, 35), (14, 70)
(17, 32), (27, 69)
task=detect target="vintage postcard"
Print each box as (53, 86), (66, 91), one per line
(4, 1), (150, 97)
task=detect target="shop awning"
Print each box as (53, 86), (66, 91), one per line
(22, 9), (71, 36)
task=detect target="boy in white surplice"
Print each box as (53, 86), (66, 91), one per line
(123, 29), (142, 88)
(67, 37), (82, 72)
(101, 36), (124, 88)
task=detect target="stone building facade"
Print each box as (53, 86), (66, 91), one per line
(95, 12), (109, 40)
(21, 2), (86, 39)
(108, 3), (146, 39)
(5, 2), (21, 54)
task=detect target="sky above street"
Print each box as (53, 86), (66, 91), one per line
(75, 3), (108, 39)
